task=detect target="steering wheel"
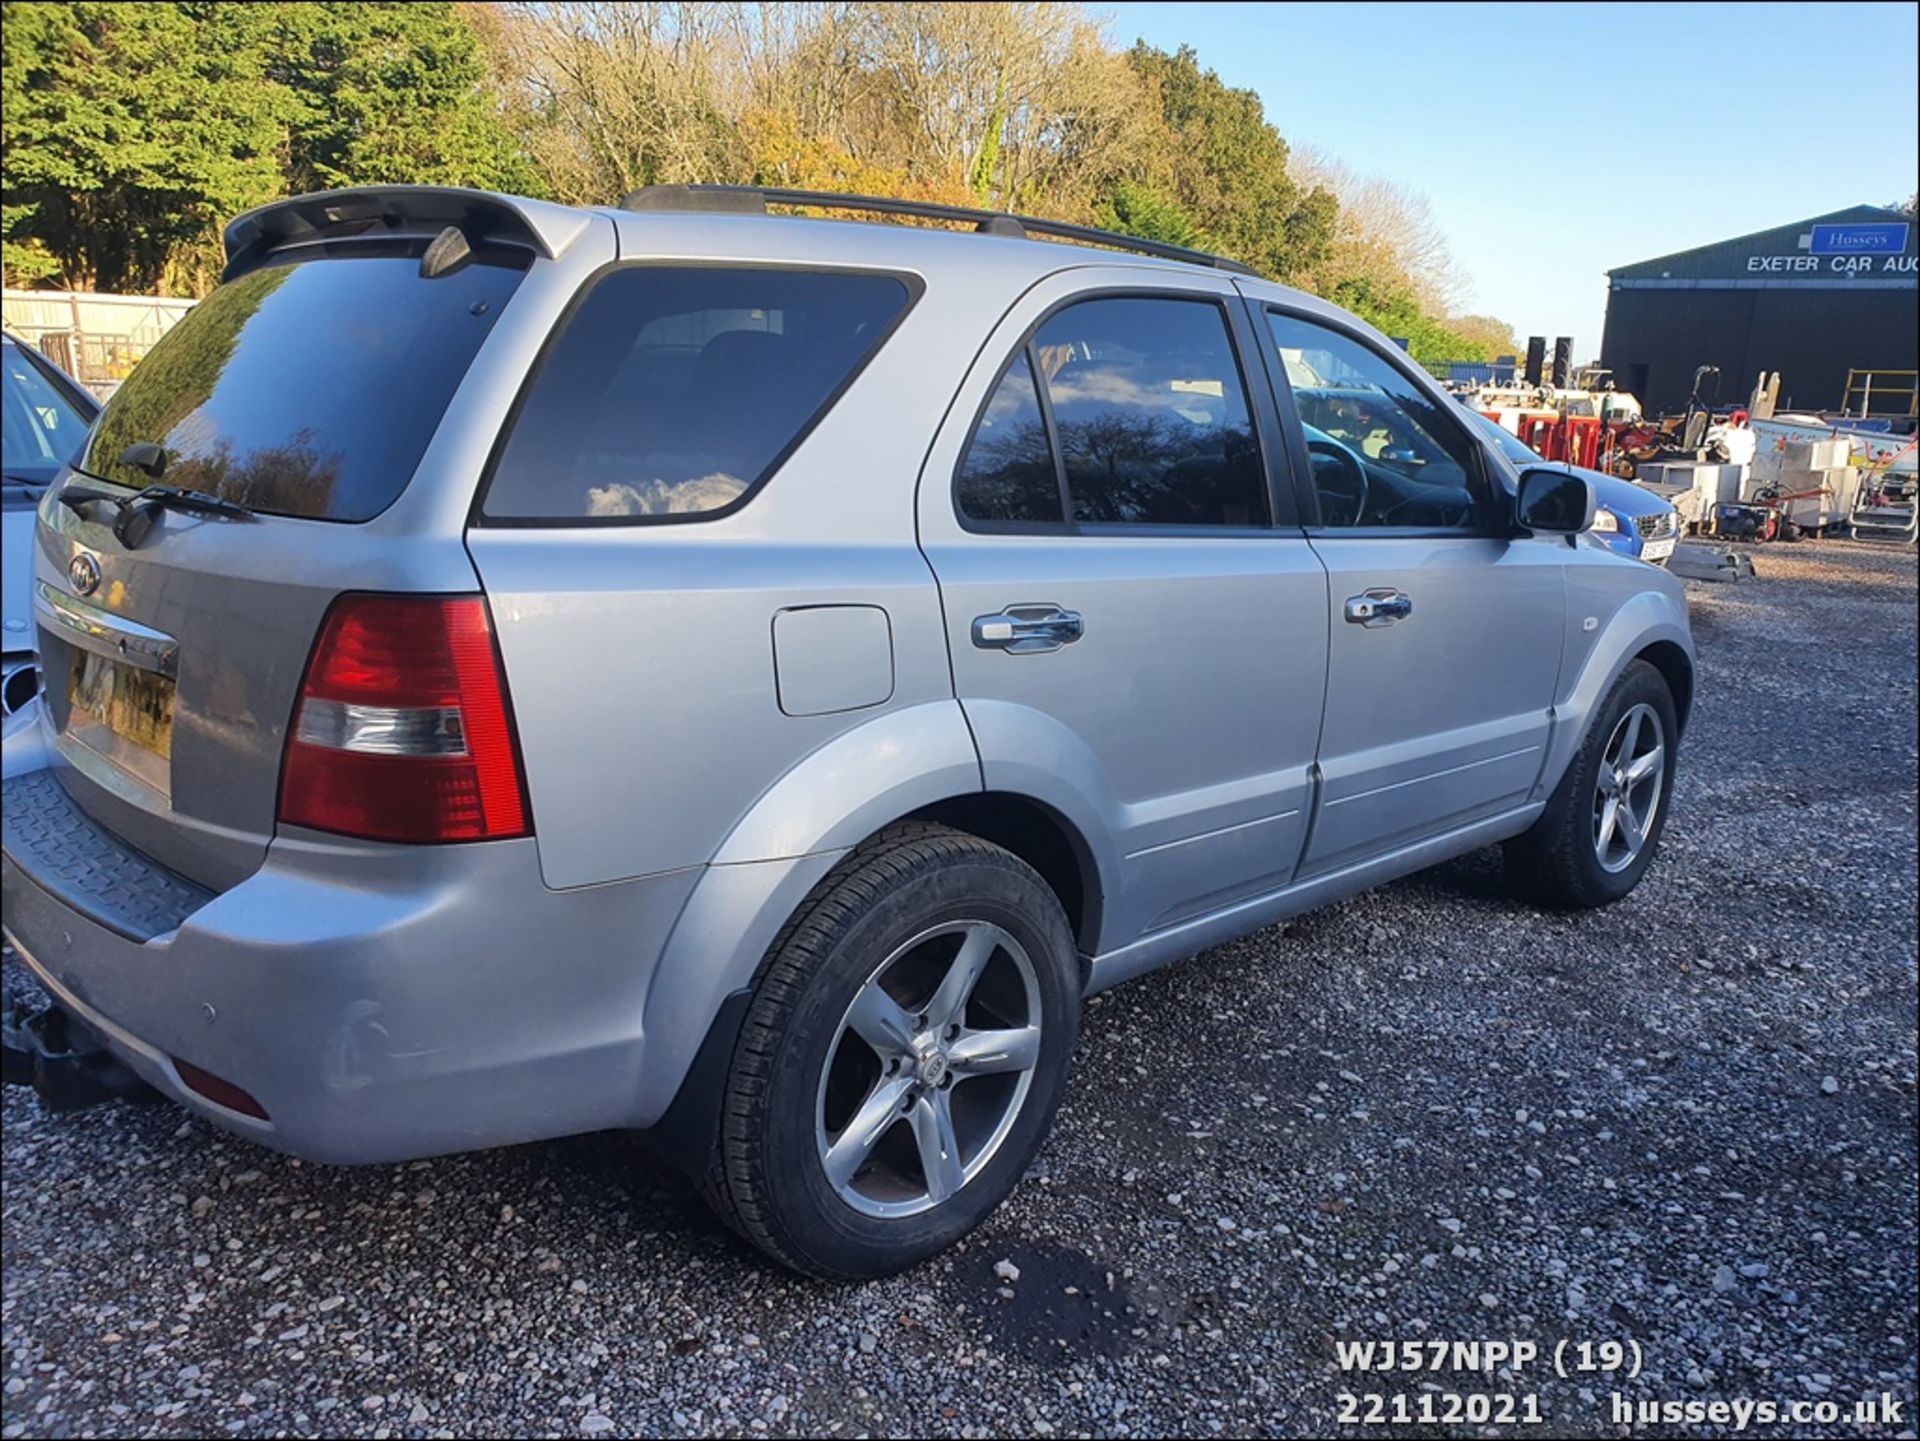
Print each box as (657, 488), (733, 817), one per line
(1375, 488), (1471, 528)
(1306, 438), (1369, 526)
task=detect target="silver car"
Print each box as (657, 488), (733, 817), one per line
(2, 333), (99, 716)
(1, 186), (1693, 1278)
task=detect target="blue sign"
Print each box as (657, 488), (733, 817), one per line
(1809, 223), (1909, 255)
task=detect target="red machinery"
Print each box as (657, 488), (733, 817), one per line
(1485, 411), (1608, 470)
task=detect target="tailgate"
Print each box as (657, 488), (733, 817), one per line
(29, 503), (478, 890)
(21, 196), (612, 892)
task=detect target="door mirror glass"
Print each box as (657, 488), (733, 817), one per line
(1515, 467), (1595, 534)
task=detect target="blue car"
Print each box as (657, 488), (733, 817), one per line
(1463, 407), (1679, 565)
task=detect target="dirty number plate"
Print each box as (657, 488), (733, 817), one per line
(68, 649), (174, 760)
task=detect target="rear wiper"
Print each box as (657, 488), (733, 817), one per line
(56, 479), (130, 515)
(123, 484), (254, 521)
(57, 480), (253, 548)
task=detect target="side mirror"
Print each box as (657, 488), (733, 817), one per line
(1515, 467), (1596, 535)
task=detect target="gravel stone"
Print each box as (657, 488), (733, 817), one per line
(2, 542), (1915, 1438)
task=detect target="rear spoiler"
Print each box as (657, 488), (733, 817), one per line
(222, 187), (594, 281)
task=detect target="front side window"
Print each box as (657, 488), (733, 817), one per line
(1266, 311), (1487, 529)
(484, 267), (911, 520)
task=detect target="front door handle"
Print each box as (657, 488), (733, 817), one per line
(972, 604), (1085, 654)
(1344, 589), (1413, 627)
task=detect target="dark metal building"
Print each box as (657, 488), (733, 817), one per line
(1599, 205), (1918, 417)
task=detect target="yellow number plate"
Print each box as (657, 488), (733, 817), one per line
(68, 650), (174, 760)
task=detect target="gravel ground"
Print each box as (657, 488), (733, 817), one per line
(4, 540), (1916, 1440)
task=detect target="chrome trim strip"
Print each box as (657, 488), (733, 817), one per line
(32, 582), (179, 679)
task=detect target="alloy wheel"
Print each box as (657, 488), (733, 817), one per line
(1593, 702), (1666, 874)
(815, 921), (1042, 1218)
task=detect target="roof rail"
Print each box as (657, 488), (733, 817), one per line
(619, 184), (1262, 278)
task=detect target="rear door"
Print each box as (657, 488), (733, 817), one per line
(918, 268), (1330, 952)
(28, 203), (611, 889)
(1254, 302), (1565, 875)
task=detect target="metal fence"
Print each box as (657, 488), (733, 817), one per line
(1442, 361), (1520, 387)
(2, 288), (196, 398)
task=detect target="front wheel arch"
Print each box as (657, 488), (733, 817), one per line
(1634, 639), (1694, 736)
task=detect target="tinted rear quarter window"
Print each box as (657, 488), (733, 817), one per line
(82, 252), (524, 521)
(483, 267), (912, 521)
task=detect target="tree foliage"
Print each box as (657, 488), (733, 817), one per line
(2, 0), (1513, 358)
(267, 5), (534, 196)
(1122, 44), (1334, 285)
(3, 1), (527, 293)
(2, 3), (295, 292)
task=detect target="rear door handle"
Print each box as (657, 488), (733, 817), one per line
(972, 604), (1085, 654)
(1344, 589), (1413, 627)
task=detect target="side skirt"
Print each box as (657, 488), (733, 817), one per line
(1083, 804), (1543, 995)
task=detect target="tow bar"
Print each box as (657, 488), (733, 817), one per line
(1, 994), (158, 1112)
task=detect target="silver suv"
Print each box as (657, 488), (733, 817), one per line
(1, 186), (1693, 1278)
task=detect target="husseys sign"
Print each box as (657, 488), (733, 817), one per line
(1747, 222), (1915, 275)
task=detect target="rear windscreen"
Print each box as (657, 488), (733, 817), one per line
(480, 266), (912, 521)
(80, 250), (525, 522)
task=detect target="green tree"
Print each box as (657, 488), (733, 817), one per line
(1121, 43), (1335, 283)
(2, 2), (296, 292)
(265, 4), (536, 196)
(1095, 179), (1209, 251)
(2, 2), (537, 294)
(1328, 276), (1490, 365)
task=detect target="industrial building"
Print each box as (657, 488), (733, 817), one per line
(1598, 204), (1918, 418)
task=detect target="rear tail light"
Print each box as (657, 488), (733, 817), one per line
(279, 594), (531, 843)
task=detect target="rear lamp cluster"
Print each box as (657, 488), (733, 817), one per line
(278, 595), (530, 844)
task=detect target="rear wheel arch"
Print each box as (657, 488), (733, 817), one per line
(905, 791), (1103, 958)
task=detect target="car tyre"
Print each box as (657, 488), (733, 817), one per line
(1505, 660), (1679, 909)
(701, 823), (1080, 1279)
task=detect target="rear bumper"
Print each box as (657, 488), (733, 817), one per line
(2, 759), (705, 1164)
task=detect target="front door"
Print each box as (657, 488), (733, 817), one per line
(1256, 304), (1565, 875)
(918, 271), (1330, 953)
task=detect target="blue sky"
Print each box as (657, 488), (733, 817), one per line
(1102, 1), (1919, 357)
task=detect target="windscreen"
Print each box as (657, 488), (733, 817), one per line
(79, 249), (525, 521)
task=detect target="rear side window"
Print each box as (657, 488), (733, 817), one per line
(953, 295), (1268, 530)
(484, 267), (912, 521)
(81, 253), (524, 521)
(955, 352), (1061, 524)
(1043, 298), (1265, 527)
